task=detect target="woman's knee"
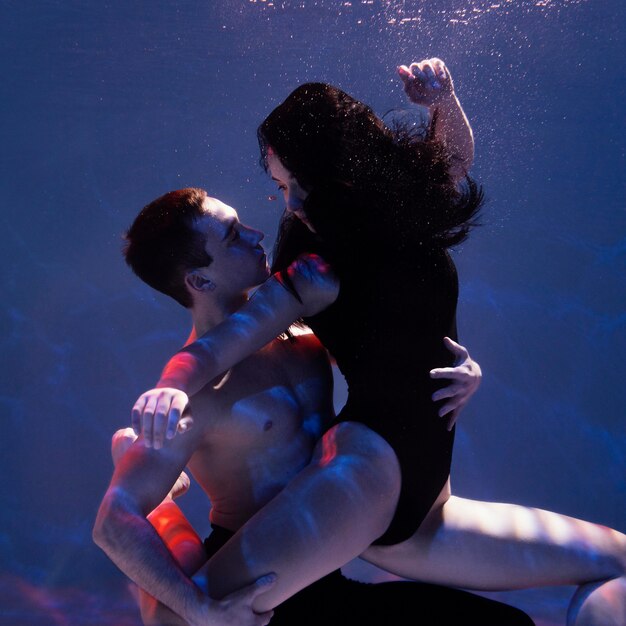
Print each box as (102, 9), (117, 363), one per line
(317, 422), (399, 478)
(568, 576), (626, 626)
(313, 422), (401, 522)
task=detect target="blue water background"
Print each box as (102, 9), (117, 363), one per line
(1, 1), (624, 624)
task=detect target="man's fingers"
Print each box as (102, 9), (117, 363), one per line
(430, 367), (466, 380)
(432, 385), (461, 402)
(443, 336), (465, 353)
(438, 398), (461, 418)
(233, 573), (277, 611)
(443, 336), (470, 361)
(446, 408), (460, 431)
(223, 573), (277, 611)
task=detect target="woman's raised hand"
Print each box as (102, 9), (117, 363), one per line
(131, 387), (192, 449)
(430, 337), (482, 431)
(398, 57), (455, 107)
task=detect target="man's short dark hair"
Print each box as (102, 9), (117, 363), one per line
(123, 188), (212, 308)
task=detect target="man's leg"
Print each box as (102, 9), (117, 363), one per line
(267, 566), (535, 626)
(341, 578), (535, 626)
(112, 428), (190, 499)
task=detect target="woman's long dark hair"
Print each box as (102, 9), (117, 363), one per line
(258, 82), (483, 274)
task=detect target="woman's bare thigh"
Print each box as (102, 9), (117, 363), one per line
(361, 494), (626, 590)
(202, 421), (401, 613)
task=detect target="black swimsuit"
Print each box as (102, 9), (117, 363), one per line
(301, 247), (459, 545)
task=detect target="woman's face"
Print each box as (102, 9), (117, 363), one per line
(267, 151), (316, 233)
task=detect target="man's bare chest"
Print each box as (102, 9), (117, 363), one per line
(190, 345), (303, 446)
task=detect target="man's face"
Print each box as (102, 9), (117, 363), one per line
(192, 197), (270, 295)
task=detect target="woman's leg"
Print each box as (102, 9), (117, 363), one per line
(201, 421), (402, 613)
(568, 577), (626, 626)
(361, 491), (626, 625)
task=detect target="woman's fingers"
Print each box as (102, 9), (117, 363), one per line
(131, 395), (148, 435)
(399, 58), (454, 105)
(421, 62), (439, 87)
(167, 393), (190, 439)
(432, 58), (447, 81)
(397, 64), (412, 80)
(409, 61), (427, 82)
(256, 611), (275, 626)
(152, 401), (171, 451)
(141, 394), (159, 448)
(131, 389), (190, 448)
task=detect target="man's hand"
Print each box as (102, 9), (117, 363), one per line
(398, 57), (455, 107)
(132, 387), (192, 449)
(430, 337), (482, 431)
(187, 574), (277, 626)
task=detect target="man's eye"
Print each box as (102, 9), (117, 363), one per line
(277, 184), (287, 192)
(230, 229), (240, 242)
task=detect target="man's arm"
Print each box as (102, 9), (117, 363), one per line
(398, 58), (474, 180)
(93, 432), (275, 626)
(140, 499), (208, 625)
(110, 428), (207, 624)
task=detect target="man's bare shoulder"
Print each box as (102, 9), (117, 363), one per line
(186, 328), (330, 435)
(270, 328), (333, 412)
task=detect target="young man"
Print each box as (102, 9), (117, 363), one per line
(93, 188), (533, 626)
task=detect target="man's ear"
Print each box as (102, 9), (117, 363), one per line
(185, 270), (216, 292)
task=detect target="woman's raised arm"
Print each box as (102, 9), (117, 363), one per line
(398, 57), (474, 181)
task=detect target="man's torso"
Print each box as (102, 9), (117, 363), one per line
(184, 331), (334, 530)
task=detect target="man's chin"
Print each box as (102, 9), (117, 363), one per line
(251, 269), (271, 289)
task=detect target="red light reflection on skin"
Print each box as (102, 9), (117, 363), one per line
(319, 428), (338, 467)
(148, 500), (206, 572)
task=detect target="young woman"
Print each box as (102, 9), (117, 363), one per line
(132, 62), (626, 625)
